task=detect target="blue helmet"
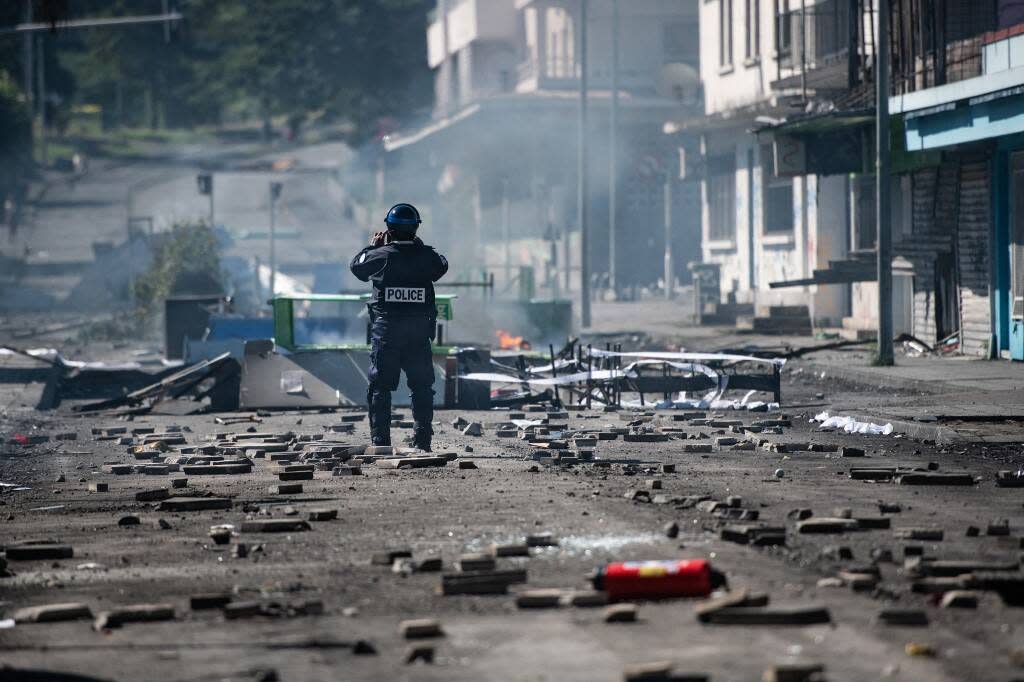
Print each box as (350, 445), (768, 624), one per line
(385, 203), (422, 229)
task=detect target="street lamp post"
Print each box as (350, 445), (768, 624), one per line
(876, 0), (894, 365)
(577, 0), (591, 328)
(269, 181), (282, 298)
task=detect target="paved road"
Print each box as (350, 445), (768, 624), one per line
(0, 371), (1022, 681)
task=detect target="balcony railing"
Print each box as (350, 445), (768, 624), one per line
(516, 56), (578, 87)
(777, 0), (851, 73)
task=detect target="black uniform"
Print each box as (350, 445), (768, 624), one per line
(350, 238), (448, 449)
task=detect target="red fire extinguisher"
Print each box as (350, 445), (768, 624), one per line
(591, 559), (725, 600)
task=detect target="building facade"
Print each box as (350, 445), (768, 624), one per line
(381, 0), (702, 306)
(684, 0), (880, 330)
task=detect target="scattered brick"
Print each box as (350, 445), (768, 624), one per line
(877, 608), (928, 626)
(13, 603), (92, 623)
(269, 483), (303, 494)
(603, 603), (638, 623)
(456, 553), (496, 572)
(490, 543), (530, 557)
(156, 497), (231, 512)
(404, 644), (435, 664)
(400, 618), (444, 639)
(5, 543), (73, 560)
(940, 591), (979, 609)
(239, 519), (311, 533)
(894, 528), (943, 541)
(94, 604), (174, 630)
(308, 509), (338, 522)
(440, 569), (527, 595)
(701, 605), (830, 625)
(516, 588), (565, 609)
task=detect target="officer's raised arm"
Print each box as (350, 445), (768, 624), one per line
(429, 248), (448, 282)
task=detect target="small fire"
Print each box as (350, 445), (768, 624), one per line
(495, 329), (531, 350)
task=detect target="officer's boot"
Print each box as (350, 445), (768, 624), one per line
(367, 386), (392, 446)
(412, 424), (432, 452)
(410, 387), (434, 452)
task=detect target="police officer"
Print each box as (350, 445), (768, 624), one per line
(350, 203), (448, 451)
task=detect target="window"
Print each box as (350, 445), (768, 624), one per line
(719, 0), (734, 68)
(764, 176), (794, 234)
(708, 154), (736, 241)
(775, 0), (791, 55)
(745, 0), (760, 59)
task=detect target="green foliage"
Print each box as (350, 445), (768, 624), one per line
(54, 0), (435, 141)
(132, 221), (222, 318)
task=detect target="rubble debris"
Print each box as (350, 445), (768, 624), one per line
(701, 605), (831, 626)
(762, 663), (826, 682)
(440, 569), (527, 595)
(987, 519), (1010, 536)
(940, 591), (979, 609)
(189, 594), (232, 610)
(405, 644), (435, 664)
(490, 543), (530, 557)
(894, 528), (944, 541)
(94, 603), (175, 630)
(896, 472), (975, 486)
(876, 608), (929, 626)
(269, 483), (303, 494)
(603, 603), (638, 623)
(995, 470), (1024, 488)
(240, 519), (311, 533)
(797, 518), (859, 534)
(694, 588), (769, 622)
(156, 497), (231, 512)
(372, 549), (413, 565)
(377, 456), (447, 469)
(399, 618), (444, 639)
(456, 553), (496, 572)
(5, 543), (73, 560)
(904, 642), (936, 658)
(13, 603), (92, 623)
(563, 590), (608, 607)
(516, 588), (565, 609)
(622, 661), (710, 682)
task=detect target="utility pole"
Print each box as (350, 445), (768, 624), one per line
(37, 35), (47, 166)
(269, 181), (282, 298)
(577, 0), (591, 328)
(663, 171), (673, 300)
(22, 0), (32, 115)
(608, 0), (619, 296)
(876, 0), (894, 365)
(502, 178), (511, 284)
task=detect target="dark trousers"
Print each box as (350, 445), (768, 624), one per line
(367, 314), (435, 448)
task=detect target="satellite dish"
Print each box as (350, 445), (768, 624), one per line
(657, 63), (700, 102)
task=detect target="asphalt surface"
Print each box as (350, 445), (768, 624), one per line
(1, 370), (1023, 682)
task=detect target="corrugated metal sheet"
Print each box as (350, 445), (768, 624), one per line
(956, 157), (992, 356)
